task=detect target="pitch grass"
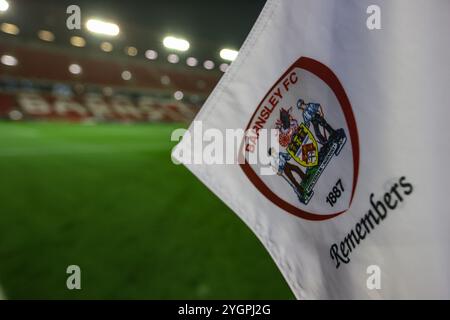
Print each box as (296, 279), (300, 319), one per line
(0, 122), (293, 299)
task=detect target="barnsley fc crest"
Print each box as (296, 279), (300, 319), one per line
(240, 57), (359, 221)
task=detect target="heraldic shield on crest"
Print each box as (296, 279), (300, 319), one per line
(271, 98), (347, 205)
(286, 123), (319, 168)
(276, 99), (347, 204)
(240, 57), (359, 221)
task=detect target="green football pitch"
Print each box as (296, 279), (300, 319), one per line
(0, 122), (293, 299)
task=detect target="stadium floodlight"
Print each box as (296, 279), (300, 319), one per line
(38, 30), (55, 42)
(163, 36), (190, 52)
(220, 63), (229, 73)
(186, 57), (198, 67)
(68, 63), (82, 75)
(167, 53), (179, 64)
(100, 41), (113, 52)
(174, 91), (184, 101)
(203, 60), (215, 70)
(1, 22), (19, 35)
(121, 70), (132, 81)
(0, 0), (9, 12)
(70, 36), (86, 47)
(125, 46), (138, 56)
(220, 48), (238, 61)
(1, 54), (18, 66)
(86, 19), (120, 36)
(145, 49), (158, 60)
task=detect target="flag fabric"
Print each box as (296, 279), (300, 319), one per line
(173, 0), (450, 299)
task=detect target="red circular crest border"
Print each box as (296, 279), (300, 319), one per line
(240, 57), (360, 221)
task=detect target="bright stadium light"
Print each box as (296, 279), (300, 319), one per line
(1, 22), (19, 35)
(203, 60), (215, 70)
(220, 63), (229, 73)
(125, 46), (138, 56)
(38, 30), (55, 42)
(70, 36), (86, 47)
(174, 90), (184, 101)
(100, 41), (113, 52)
(186, 57), (198, 67)
(86, 19), (120, 36)
(167, 53), (179, 64)
(121, 70), (132, 81)
(145, 49), (158, 60)
(1, 54), (18, 66)
(163, 36), (190, 52)
(220, 48), (238, 61)
(0, 0), (9, 12)
(68, 63), (82, 75)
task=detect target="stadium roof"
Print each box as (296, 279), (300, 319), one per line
(2, 0), (266, 64)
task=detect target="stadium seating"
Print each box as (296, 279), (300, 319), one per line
(0, 42), (220, 122)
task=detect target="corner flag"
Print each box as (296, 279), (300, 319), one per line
(174, 0), (450, 299)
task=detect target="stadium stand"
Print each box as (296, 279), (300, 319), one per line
(0, 40), (221, 123)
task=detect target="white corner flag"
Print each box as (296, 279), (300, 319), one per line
(173, 0), (450, 299)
